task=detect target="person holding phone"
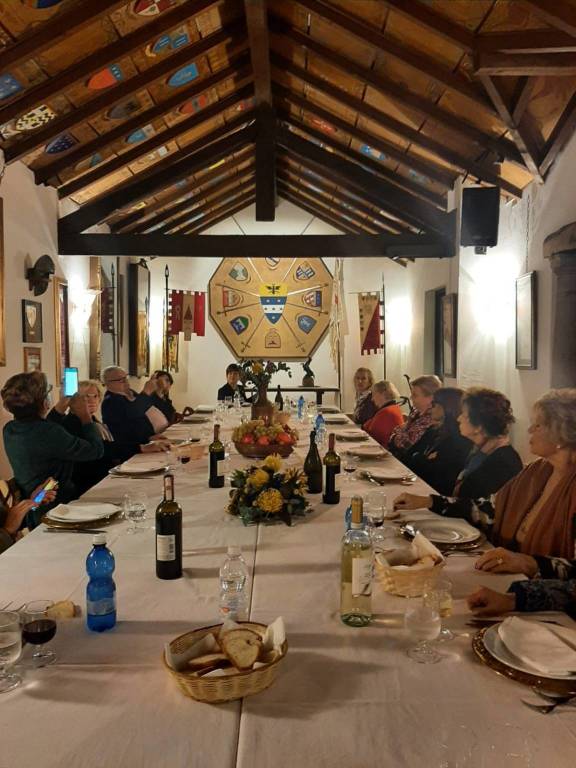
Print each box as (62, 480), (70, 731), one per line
(0, 479), (57, 554)
(1, 372), (104, 528)
(101, 366), (170, 444)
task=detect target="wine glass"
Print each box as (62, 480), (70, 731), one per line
(22, 600), (57, 668)
(124, 490), (148, 534)
(342, 454), (358, 485)
(424, 578), (454, 641)
(404, 599), (441, 663)
(0, 611), (22, 692)
(366, 491), (387, 527)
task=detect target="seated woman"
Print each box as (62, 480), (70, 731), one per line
(468, 576), (576, 619)
(1, 372), (104, 528)
(0, 479), (56, 553)
(405, 387), (472, 496)
(363, 381), (404, 448)
(48, 380), (168, 496)
(352, 367), (376, 425)
(471, 389), (576, 571)
(388, 375), (441, 462)
(394, 387), (523, 526)
(217, 363), (247, 402)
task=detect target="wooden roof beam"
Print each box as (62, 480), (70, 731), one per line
(279, 188), (361, 234)
(475, 51), (576, 76)
(511, 78), (537, 124)
(0, 0), (223, 125)
(5, 23), (247, 165)
(57, 85), (254, 199)
(59, 123), (256, 233)
(272, 57), (522, 196)
(539, 91), (576, 176)
(523, 0), (576, 38)
(292, 0), (494, 112)
(476, 29), (576, 54)
(378, 0), (475, 52)
(0, 0), (127, 73)
(184, 194), (256, 234)
(169, 185), (256, 233)
(270, 17), (522, 166)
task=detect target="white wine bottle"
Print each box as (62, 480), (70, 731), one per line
(156, 473), (182, 580)
(340, 495), (372, 627)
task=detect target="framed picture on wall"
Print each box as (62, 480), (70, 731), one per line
(53, 277), (70, 382)
(23, 347), (42, 372)
(441, 293), (458, 378)
(22, 299), (43, 343)
(516, 271), (537, 370)
(128, 261), (150, 377)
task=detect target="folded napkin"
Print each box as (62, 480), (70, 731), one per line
(498, 616), (576, 677)
(165, 632), (220, 672)
(377, 532), (444, 570)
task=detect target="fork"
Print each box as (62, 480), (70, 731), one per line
(521, 696), (575, 714)
(0, 601), (25, 612)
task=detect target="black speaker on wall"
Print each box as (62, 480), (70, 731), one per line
(460, 186), (500, 247)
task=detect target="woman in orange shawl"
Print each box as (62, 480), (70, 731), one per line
(475, 389), (576, 579)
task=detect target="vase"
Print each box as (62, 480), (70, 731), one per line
(251, 383), (274, 424)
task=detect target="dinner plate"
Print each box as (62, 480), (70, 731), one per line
(336, 429), (369, 441)
(181, 415), (210, 424)
(348, 445), (387, 458)
(318, 405), (341, 413)
(483, 624), (576, 681)
(109, 465), (168, 477)
(364, 467), (408, 482)
(403, 518), (480, 544)
(323, 414), (350, 424)
(46, 503), (119, 523)
(194, 404), (215, 413)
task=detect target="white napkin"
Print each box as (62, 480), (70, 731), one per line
(498, 616), (576, 677)
(377, 532), (444, 570)
(165, 633), (220, 672)
(145, 405), (169, 433)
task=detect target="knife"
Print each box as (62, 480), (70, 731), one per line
(44, 528), (106, 534)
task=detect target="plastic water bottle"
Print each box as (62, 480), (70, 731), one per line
(297, 395), (306, 422)
(86, 533), (116, 632)
(233, 391), (241, 412)
(219, 546), (249, 621)
(315, 413), (326, 446)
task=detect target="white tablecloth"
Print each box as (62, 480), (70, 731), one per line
(1, 413), (575, 767)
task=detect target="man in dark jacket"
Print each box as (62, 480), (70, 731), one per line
(101, 367), (168, 444)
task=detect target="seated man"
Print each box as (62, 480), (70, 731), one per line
(149, 370), (192, 424)
(217, 363), (247, 402)
(101, 367), (169, 445)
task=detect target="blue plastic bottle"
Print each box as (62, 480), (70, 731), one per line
(297, 395), (306, 420)
(86, 533), (116, 632)
(315, 413), (326, 444)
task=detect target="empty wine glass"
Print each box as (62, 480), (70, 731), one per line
(404, 599), (441, 663)
(0, 611), (22, 692)
(22, 600), (57, 668)
(424, 578), (454, 641)
(124, 490), (148, 534)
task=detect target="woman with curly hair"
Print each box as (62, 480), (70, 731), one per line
(393, 387), (522, 525)
(388, 375), (441, 461)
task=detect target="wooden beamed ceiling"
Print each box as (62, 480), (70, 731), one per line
(0, 0), (574, 255)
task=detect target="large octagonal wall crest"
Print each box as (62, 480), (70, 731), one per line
(208, 257), (333, 360)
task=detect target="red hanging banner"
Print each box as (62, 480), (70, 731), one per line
(168, 290), (183, 334)
(193, 291), (206, 337)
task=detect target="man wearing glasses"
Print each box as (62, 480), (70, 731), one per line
(102, 366), (169, 445)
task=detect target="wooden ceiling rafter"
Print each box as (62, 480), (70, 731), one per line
(56, 84), (254, 199)
(279, 187), (361, 234)
(110, 146), (255, 232)
(0, 0), (224, 126)
(475, 52), (576, 76)
(272, 54), (523, 197)
(292, 0), (494, 112)
(476, 29), (576, 54)
(164, 182), (256, 234)
(539, 91), (576, 176)
(59, 122), (256, 234)
(523, 0), (576, 38)
(270, 17), (523, 168)
(378, 0), (475, 53)
(4, 23), (248, 165)
(181, 189), (256, 233)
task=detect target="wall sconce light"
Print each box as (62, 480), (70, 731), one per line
(70, 278), (101, 330)
(387, 297), (413, 347)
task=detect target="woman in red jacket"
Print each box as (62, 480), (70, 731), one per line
(363, 381), (404, 448)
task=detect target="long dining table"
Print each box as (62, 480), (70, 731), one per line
(1, 408), (575, 768)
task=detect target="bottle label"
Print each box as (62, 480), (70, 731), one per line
(157, 534), (176, 562)
(87, 596), (116, 616)
(352, 558), (372, 597)
(216, 458), (224, 478)
(334, 468), (341, 493)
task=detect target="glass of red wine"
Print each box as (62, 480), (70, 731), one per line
(22, 600), (57, 667)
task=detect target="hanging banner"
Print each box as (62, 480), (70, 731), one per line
(358, 292), (382, 355)
(163, 333), (179, 372)
(182, 291), (195, 340)
(100, 287), (115, 333)
(193, 291), (205, 337)
(168, 290), (183, 334)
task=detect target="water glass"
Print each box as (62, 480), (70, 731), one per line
(424, 578), (454, 641)
(124, 491), (148, 534)
(366, 491), (387, 527)
(0, 611), (22, 693)
(404, 599), (441, 663)
(21, 600), (57, 668)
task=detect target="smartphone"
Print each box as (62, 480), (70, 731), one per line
(63, 367), (79, 397)
(32, 478), (58, 506)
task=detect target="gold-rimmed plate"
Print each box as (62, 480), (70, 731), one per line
(472, 627), (576, 695)
(42, 509), (122, 530)
(108, 465), (169, 478)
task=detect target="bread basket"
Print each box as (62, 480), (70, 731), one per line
(374, 556), (445, 597)
(163, 621), (288, 704)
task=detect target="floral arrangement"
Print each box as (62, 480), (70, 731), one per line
(232, 419), (297, 447)
(239, 360), (291, 391)
(227, 454), (310, 526)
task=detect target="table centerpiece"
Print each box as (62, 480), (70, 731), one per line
(227, 454), (311, 526)
(239, 359), (291, 422)
(232, 419), (298, 459)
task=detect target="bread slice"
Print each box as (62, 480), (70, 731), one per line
(187, 652), (228, 671)
(45, 600), (75, 619)
(221, 629), (262, 670)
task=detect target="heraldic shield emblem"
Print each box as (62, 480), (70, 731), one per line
(259, 283), (287, 324)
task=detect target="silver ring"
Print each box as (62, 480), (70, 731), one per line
(496, 557), (504, 565)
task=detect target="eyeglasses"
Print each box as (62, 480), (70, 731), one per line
(108, 377), (128, 384)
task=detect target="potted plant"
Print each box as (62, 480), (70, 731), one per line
(239, 360), (291, 422)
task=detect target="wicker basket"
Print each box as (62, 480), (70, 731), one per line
(233, 441), (294, 459)
(374, 556), (445, 597)
(164, 622), (288, 704)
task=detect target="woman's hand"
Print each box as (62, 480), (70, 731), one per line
(182, 406), (194, 418)
(475, 547), (539, 577)
(142, 374), (158, 396)
(393, 493), (432, 511)
(140, 441), (170, 454)
(4, 500), (36, 535)
(53, 395), (70, 415)
(467, 586), (516, 617)
(30, 480), (57, 506)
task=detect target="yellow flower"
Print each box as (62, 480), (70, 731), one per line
(262, 454), (282, 473)
(256, 488), (284, 514)
(247, 468), (269, 489)
(252, 362), (264, 374)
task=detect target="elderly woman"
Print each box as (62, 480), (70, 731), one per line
(48, 380), (168, 495)
(352, 367), (376, 425)
(1, 372), (103, 527)
(394, 387), (522, 524)
(471, 389), (576, 574)
(388, 375), (441, 461)
(468, 577), (576, 619)
(363, 381), (403, 448)
(405, 387), (472, 496)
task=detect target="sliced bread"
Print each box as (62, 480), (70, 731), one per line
(221, 629), (262, 670)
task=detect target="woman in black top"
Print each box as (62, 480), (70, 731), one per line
(394, 387), (523, 529)
(404, 387), (472, 496)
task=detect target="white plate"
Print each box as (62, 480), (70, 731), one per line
(46, 503), (119, 523)
(318, 405), (341, 413)
(483, 624), (576, 681)
(181, 415), (210, 424)
(365, 467), (408, 482)
(323, 415), (350, 424)
(336, 429), (368, 441)
(195, 404), (215, 413)
(404, 518), (480, 544)
(349, 445), (387, 458)
(111, 464), (169, 476)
